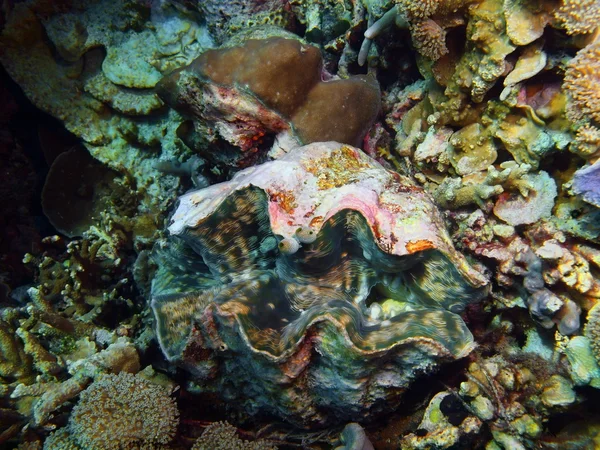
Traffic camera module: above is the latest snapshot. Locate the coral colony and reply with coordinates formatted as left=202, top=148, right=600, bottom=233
left=1, top=0, right=600, bottom=448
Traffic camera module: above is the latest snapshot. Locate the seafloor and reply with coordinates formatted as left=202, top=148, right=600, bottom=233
left=1, top=0, right=600, bottom=449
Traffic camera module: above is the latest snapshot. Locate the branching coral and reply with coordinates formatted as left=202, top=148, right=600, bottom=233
left=0, top=319, right=31, bottom=381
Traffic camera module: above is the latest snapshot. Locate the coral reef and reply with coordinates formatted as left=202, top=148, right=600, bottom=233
left=0, top=0, right=211, bottom=227
left=47, top=372, right=179, bottom=450
left=1, top=0, right=600, bottom=448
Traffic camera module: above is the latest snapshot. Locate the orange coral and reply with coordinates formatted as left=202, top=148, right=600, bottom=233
left=572, top=123, right=600, bottom=158
left=554, top=0, right=600, bottom=35
left=564, top=41, right=600, bottom=123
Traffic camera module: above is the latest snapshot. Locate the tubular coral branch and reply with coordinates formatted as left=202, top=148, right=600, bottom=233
left=359, top=6, right=405, bottom=66
left=365, top=5, right=401, bottom=40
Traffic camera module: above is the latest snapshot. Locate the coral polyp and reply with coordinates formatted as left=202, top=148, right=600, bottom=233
left=151, top=142, right=488, bottom=425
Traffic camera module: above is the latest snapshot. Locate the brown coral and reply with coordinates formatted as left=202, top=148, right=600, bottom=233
left=397, top=0, right=474, bottom=19
left=554, top=0, right=600, bottom=35
left=68, top=372, right=179, bottom=450
left=192, top=422, right=277, bottom=450
left=410, top=19, right=449, bottom=60
left=564, top=41, right=600, bottom=123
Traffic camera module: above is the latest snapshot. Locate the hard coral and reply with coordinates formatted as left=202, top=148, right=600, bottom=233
left=158, top=37, right=381, bottom=160
left=67, top=372, right=178, bottom=450
left=554, top=0, right=600, bottom=35
left=585, top=302, right=600, bottom=365
left=410, top=19, right=449, bottom=61
left=360, top=0, right=472, bottom=64
left=192, top=421, right=277, bottom=450
left=190, top=37, right=322, bottom=117
left=0, top=319, right=31, bottom=380
left=396, top=0, right=439, bottom=20
left=194, top=0, right=294, bottom=44
left=564, top=40, right=600, bottom=123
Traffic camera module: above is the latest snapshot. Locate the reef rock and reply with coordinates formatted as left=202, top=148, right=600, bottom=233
left=157, top=37, right=381, bottom=167
left=151, top=142, right=489, bottom=426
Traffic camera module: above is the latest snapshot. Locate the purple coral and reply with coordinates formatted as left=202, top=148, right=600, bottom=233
left=573, top=162, right=600, bottom=208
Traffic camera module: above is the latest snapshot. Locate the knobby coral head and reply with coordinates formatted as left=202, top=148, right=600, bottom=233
left=156, top=37, right=381, bottom=167
left=151, top=141, right=489, bottom=426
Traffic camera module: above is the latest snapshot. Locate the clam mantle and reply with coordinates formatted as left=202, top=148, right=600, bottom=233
left=151, top=142, right=489, bottom=426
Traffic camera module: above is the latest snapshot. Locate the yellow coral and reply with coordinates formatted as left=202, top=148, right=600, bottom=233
left=564, top=41, right=600, bottom=123
left=554, top=0, right=600, bottom=35
left=585, top=302, right=600, bottom=365
left=396, top=0, right=439, bottom=20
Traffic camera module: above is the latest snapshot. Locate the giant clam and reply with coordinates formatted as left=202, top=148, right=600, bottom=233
left=151, top=141, right=489, bottom=426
